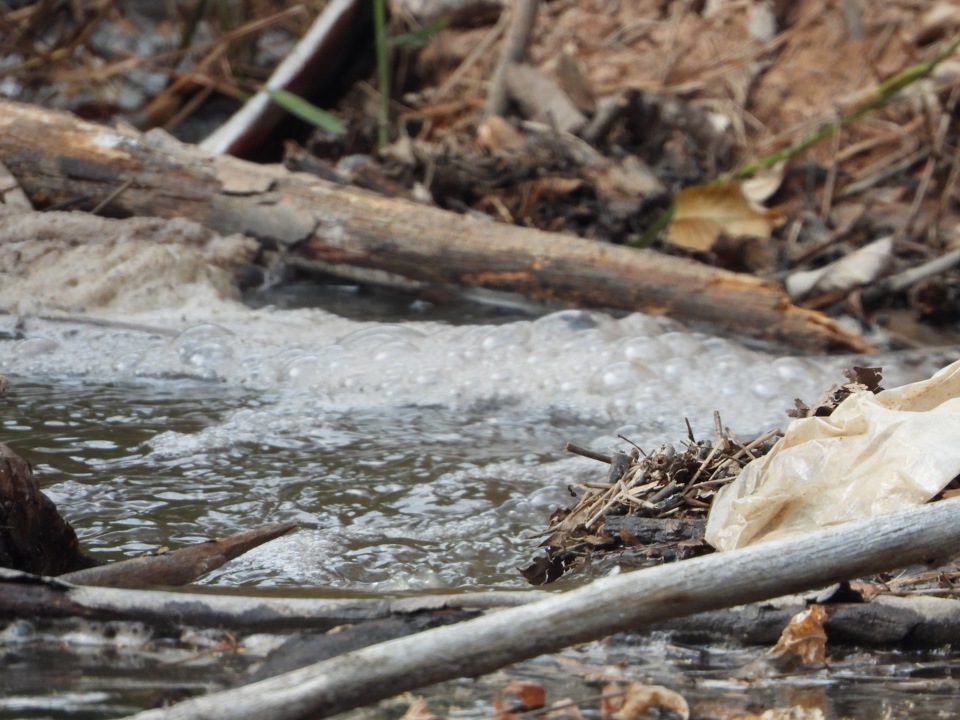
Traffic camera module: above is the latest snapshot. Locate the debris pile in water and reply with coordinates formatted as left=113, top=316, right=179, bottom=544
left=522, top=418, right=779, bottom=584
left=524, top=366, right=893, bottom=585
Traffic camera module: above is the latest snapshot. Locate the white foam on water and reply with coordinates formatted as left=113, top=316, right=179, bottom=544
left=5, top=299, right=945, bottom=473
left=1, top=211, right=950, bottom=589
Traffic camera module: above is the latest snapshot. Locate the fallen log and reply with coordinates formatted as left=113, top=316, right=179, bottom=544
left=7, top=567, right=959, bottom=648
left=123, top=497, right=960, bottom=720
left=0, top=99, right=873, bottom=353
left=0, top=568, right=547, bottom=632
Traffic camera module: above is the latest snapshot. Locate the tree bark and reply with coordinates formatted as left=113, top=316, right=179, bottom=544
left=124, top=496, right=960, bottom=720
left=0, top=99, right=873, bottom=352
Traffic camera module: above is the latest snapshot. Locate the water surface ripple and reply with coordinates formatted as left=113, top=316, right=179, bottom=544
left=0, top=306, right=941, bottom=590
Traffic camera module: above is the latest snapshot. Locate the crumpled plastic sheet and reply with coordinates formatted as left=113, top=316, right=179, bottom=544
left=705, top=358, right=960, bottom=551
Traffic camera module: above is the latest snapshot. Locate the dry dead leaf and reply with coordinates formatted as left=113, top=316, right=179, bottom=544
left=613, top=682, right=689, bottom=720
left=504, top=63, right=587, bottom=135
left=557, top=42, right=596, bottom=113
left=785, top=236, right=893, bottom=300
left=666, top=182, right=779, bottom=252
left=600, top=683, right=625, bottom=719
left=741, top=162, right=786, bottom=205
left=500, top=680, right=546, bottom=712
left=771, top=604, right=828, bottom=665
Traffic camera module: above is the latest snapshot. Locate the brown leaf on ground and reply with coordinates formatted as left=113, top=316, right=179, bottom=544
left=666, top=183, right=779, bottom=252
left=771, top=605, right=828, bottom=665
left=741, top=162, right=786, bottom=205
left=521, top=550, right=572, bottom=586
left=600, top=683, right=624, bottom=719
left=788, top=366, right=884, bottom=418
left=785, top=236, right=893, bottom=300
left=500, top=679, right=546, bottom=712
left=613, top=682, right=689, bottom=720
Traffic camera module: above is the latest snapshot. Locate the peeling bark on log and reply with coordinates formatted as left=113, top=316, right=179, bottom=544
left=603, top=516, right=705, bottom=544
left=0, top=99, right=874, bottom=352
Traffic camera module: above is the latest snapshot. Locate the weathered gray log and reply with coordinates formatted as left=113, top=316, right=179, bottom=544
left=0, top=568, right=546, bottom=632
left=124, top=497, right=960, bottom=720
left=0, top=98, right=873, bottom=353
left=5, top=566, right=958, bottom=649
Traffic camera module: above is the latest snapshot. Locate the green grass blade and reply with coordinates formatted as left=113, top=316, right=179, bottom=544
left=264, top=87, right=347, bottom=135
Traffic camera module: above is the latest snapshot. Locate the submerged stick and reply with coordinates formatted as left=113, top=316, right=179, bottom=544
left=125, top=497, right=960, bottom=720
left=59, top=522, right=298, bottom=588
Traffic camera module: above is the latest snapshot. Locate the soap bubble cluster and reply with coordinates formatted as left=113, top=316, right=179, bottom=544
left=3, top=305, right=942, bottom=446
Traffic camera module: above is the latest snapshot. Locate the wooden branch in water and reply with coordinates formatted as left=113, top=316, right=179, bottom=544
left=0, top=568, right=548, bottom=632
left=124, top=497, right=960, bottom=720
left=59, top=522, right=298, bottom=588
left=563, top=442, right=611, bottom=463
left=0, top=98, right=874, bottom=352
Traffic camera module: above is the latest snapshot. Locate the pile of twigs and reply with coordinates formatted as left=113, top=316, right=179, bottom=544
left=523, top=366, right=898, bottom=585
left=522, top=415, right=781, bottom=584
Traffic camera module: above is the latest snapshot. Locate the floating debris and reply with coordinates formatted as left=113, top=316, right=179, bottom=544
left=524, top=365, right=894, bottom=585
left=523, top=416, right=780, bottom=584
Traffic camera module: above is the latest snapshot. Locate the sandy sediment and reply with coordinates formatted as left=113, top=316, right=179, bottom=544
left=0, top=210, right=258, bottom=314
